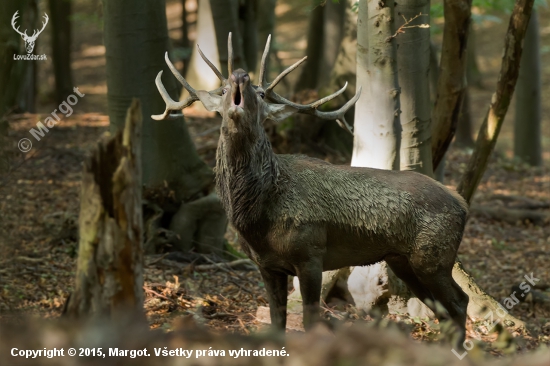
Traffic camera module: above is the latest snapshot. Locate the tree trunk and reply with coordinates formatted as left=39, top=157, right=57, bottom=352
left=103, top=0, right=226, bottom=255
left=295, top=1, right=325, bottom=92
left=396, top=0, right=433, bottom=177
left=431, top=0, right=472, bottom=170
left=255, top=0, right=276, bottom=79
left=455, top=24, right=480, bottom=148
left=318, top=0, right=346, bottom=87
left=49, top=0, right=74, bottom=105
left=429, top=42, right=447, bottom=182
left=240, top=0, right=258, bottom=75
left=457, top=0, right=534, bottom=204
left=66, top=100, right=145, bottom=320
left=352, top=0, right=400, bottom=169
left=327, top=0, right=358, bottom=105
left=346, top=0, right=418, bottom=317
left=514, top=9, right=542, bottom=166
left=210, top=0, right=247, bottom=75
left=455, top=88, right=474, bottom=148
left=180, top=0, right=191, bottom=77
left=0, top=0, right=22, bottom=116
left=16, top=0, right=38, bottom=113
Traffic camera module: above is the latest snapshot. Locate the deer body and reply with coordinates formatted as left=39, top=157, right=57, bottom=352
left=153, top=34, right=469, bottom=347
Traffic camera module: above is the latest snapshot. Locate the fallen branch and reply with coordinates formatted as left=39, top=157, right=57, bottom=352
left=195, top=259, right=255, bottom=271
left=489, top=194, right=550, bottom=210
left=471, top=204, right=549, bottom=225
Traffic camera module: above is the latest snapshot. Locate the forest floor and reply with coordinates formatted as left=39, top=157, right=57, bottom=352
left=1, top=0, right=550, bottom=362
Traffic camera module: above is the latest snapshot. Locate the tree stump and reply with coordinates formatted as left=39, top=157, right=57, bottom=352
left=66, top=99, right=144, bottom=320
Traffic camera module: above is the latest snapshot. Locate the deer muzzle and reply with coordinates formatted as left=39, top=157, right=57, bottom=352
left=228, top=75, right=247, bottom=120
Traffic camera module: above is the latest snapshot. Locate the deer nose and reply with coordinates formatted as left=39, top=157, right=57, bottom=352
left=230, top=70, right=250, bottom=86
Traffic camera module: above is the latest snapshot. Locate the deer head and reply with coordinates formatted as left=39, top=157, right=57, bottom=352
left=152, top=33, right=361, bottom=142
left=11, top=11, right=49, bottom=54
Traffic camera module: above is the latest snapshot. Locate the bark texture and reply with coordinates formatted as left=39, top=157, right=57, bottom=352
left=66, top=100, right=144, bottom=319
left=348, top=0, right=422, bottom=317
left=457, top=0, right=535, bottom=204
left=514, top=10, right=542, bottom=166
left=352, top=0, right=401, bottom=169
left=431, top=0, right=472, bottom=170
left=396, top=0, right=433, bottom=176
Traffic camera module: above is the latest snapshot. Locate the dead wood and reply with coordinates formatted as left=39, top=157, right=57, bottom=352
left=65, top=99, right=145, bottom=320
left=471, top=204, right=549, bottom=225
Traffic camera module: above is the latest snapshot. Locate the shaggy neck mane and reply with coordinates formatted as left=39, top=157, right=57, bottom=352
left=215, top=131, right=280, bottom=230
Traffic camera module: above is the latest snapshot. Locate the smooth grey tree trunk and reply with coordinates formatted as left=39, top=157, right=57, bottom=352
left=514, top=10, right=542, bottom=166
left=396, top=0, right=433, bottom=176
left=103, top=0, right=226, bottom=254
left=352, top=0, right=400, bottom=169
left=347, top=0, right=426, bottom=318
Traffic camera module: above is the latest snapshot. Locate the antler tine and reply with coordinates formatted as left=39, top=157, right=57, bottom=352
left=258, top=34, right=271, bottom=87
left=152, top=52, right=225, bottom=120
left=164, top=52, right=196, bottom=96
left=151, top=70, right=194, bottom=120
left=266, top=86, right=362, bottom=134
left=197, top=44, right=225, bottom=82
left=227, top=32, right=234, bottom=75
left=265, top=56, right=307, bottom=92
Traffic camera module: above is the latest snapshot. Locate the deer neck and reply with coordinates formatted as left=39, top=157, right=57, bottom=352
left=215, top=131, right=279, bottom=229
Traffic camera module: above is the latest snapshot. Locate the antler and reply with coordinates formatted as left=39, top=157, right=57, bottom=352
left=29, top=13, right=49, bottom=40
left=11, top=11, right=28, bottom=38
left=152, top=52, right=223, bottom=120
left=257, top=35, right=361, bottom=134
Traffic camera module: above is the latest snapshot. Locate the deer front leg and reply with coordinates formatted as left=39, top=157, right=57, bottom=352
left=260, top=268, right=288, bottom=330
left=297, top=260, right=323, bottom=329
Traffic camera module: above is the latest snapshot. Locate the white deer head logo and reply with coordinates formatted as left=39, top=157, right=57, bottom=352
left=11, top=11, right=49, bottom=54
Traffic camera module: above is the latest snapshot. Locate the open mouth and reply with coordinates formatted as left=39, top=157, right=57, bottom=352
left=233, top=85, right=242, bottom=106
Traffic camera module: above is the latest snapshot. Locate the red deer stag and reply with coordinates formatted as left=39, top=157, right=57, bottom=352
left=152, top=33, right=469, bottom=348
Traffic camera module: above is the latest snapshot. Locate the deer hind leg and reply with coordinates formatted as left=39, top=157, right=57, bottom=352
left=260, top=268, right=288, bottom=330
left=409, top=253, right=469, bottom=348
left=296, top=259, right=323, bottom=329
left=385, top=254, right=435, bottom=306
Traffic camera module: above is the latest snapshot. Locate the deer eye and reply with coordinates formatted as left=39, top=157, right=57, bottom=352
left=222, top=89, right=227, bottom=95
left=258, top=91, right=265, bottom=99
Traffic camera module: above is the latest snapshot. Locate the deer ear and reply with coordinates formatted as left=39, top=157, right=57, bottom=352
left=196, top=90, right=223, bottom=112
left=265, top=104, right=297, bottom=122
